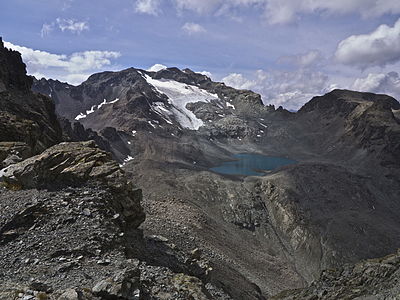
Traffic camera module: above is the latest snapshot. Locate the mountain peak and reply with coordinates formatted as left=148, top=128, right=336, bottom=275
left=299, top=88, right=400, bottom=115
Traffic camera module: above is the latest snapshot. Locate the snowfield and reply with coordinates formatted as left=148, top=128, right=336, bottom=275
left=144, top=74, right=219, bottom=130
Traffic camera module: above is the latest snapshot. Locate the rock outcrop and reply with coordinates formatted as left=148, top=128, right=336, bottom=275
left=0, top=141, right=145, bottom=228
left=0, top=38, right=62, bottom=157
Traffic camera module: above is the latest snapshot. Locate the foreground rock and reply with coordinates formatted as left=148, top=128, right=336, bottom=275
left=0, top=141, right=144, bottom=228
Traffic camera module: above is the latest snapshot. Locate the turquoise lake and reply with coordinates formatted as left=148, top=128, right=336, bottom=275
left=210, top=153, right=297, bottom=176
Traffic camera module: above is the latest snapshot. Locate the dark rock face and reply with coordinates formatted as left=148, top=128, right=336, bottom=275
left=0, top=38, right=32, bottom=92
left=0, top=38, right=62, bottom=155
left=59, top=117, right=112, bottom=153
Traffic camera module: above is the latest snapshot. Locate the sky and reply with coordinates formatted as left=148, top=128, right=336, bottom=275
left=1, top=0, right=400, bottom=110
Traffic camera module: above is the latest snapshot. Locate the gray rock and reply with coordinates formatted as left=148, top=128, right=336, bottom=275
left=58, top=289, right=79, bottom=300
left=92, top=267, right=140, bottom=299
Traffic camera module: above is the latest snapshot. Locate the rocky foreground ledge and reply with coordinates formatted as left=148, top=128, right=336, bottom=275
left=0, top=141, right=144, bottom=229
left=0, top=141, right=224, bottom=300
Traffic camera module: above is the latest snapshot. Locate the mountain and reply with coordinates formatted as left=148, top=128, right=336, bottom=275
left=1, top=37, right=400, bottom=299
left=0, top=38, right=234, bottom=300
left=31, top=64, right=400, bottom=299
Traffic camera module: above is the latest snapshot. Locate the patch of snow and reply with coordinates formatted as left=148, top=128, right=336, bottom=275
left=109, top=98, right=119, bottom=104
left=119, top=155, right=134, bottom=167
left=226, top=102, right=235, bottom=109
left=124, top=155, right=134, bottom=162
left=86, top=105, right=96, bottom=114
left=143, top=74, right=219, bottom=130
left=74, top=98, right=120, bottom=121
left=152, top=102, right=174, bottom=125
left=97, top=99, right=108, bottom=110
left=75, top=113, right=86, bottom=121
left=258, top=122, right=268, bottom=128
left=148, top=120, right=157, bottom=128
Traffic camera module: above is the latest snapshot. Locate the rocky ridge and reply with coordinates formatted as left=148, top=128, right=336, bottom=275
left=0, top=37, right=62, bottom=161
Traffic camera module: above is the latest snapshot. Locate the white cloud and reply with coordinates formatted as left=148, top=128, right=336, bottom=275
left=182, top=22, right=206, bottom=35
left=62, top=0, right=74, bottom=11
left=40, top=18, right=89, bottom=37
left=56, top=18, right=89, bottom=34
left=145, top=0, right=400, bottom=24
left=222, top=69, right=331, bottom=110
left=174, top=0, right=221, bottom=14
left=335, top=18, right=400, bottom=69
left=40, top=23, right=54, bottom=38
left=135, top=0, right=161, bottom=16
left=352, top=71, right=400, bottom=98
left=264, top=0, right=400, bottom=24
left=147, top=63, right=167, bottom=72
left=199, top=71, right=213, bottom=78
left=222, top=73, right=257, bottom=90
left=4, top=41, right=121, bottom=85
left=278, top=50, right=323, bottom=67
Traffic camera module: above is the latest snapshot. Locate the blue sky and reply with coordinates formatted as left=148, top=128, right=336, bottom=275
left=1, top=0, right=400, bottom=110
